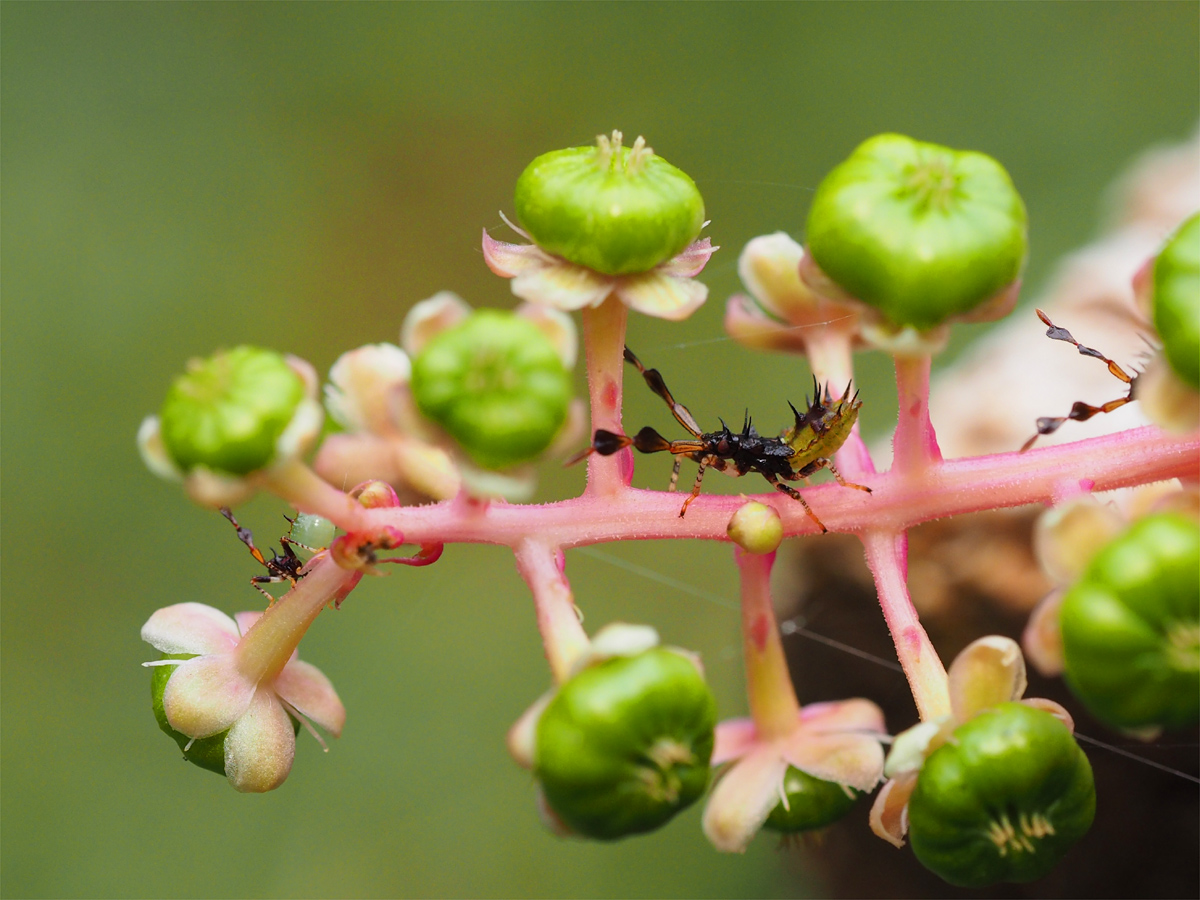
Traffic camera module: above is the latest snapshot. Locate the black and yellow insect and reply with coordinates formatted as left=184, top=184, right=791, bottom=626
left=219, top=507, right=321, bottom=602
left=575, top=347, right=870, bottom=530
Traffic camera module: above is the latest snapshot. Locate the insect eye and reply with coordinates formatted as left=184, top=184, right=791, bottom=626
left=716, top=439, right=731, bottom=455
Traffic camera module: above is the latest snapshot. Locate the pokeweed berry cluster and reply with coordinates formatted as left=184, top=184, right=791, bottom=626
left=138, top=130, right=1200, bottom=887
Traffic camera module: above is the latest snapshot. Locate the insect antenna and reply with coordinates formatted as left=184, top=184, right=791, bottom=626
left=1021, top=309, right=1138, bottom=451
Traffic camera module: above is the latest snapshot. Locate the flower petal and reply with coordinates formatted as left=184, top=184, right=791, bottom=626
left=142, top=602, right=240, bottom=655
left=481, top=229, right=556, bottom=278
left=657, top=237, right=717, bottom=278
left=869, top=772, right=917, bottom=848
left=274, top=397, right=324, bottom=463
left=162, top=653, right=257, bottom=738
left=724, top=294, right=809, bottom=353
left=781, top=729, right=885, bottom=792
left=1022, top=589, right=1066, bottom=677
left=702, top=747, right=789, bottom=853
left=615, top=271, right=707, bottom=321
left=1020, top=697, right=1075, bottom=733
left=507, top=690, right=554, bottom=769
left=516, top=302, right=578, bottom=369
left=800, top=697, right=888, bottom=735
left=712, top=718, right=759, bottom=765
left=274, top=658, right=346, bottom=737
left=511, top=261, right=612, bottom=311
left=223, top=690, right=296, bottom=793
left=183, top=466, right=257, bottom=509
left=948, top=635, right=1028, bottom=724
left=137, top=416, right=182, bottom=482
left=737, top=232, right=808, bottom=318
left=400, top=292, right=472, bottom=357
left=325, top=343, right=412, bottom=433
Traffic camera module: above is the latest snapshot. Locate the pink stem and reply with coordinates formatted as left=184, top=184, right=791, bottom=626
left=581, top=296, right=631, bottom=497
left=355, top=427, right=1197, bottom=546
left=235, top=552, right=359, bottom=683
left=513, top=538, right=589, bottom=684
left=891, top=355, right=943, bottom=474
left=735, top=548, right=802, bottom=739
left=860, top=531, right=950, bottom=720
left=263, top=458, right=369, bottom=533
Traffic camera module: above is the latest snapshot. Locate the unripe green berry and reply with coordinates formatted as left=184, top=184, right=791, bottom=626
left=1060, top=512, right=1200, bottom=730
left=514, top=132, right=705, bottom=276
left=1152, top=212, right=1200, bottom=389
left=535, top=647, right=717, bottom=840
left=288, top=512, right=335, bottom=551
left=763, top=766, right=858, bottom=833
left=159, top=346, right=306, bottom=476
left=150, top=656, right=299, bottom=776
left=727, top=501, right=783, bottom=555
left=806, top=134, right=1027, bottom=330
left=411, top=309, right=572, bottom=470
left=908, top=702, right=1095, bottom=888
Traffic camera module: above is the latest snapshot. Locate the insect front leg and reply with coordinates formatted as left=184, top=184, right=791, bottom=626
left=825, top=460, right=872, bottom=493
left=248, top=575, right=286, bottom=604
left=678, top=455, right=718, bottom=517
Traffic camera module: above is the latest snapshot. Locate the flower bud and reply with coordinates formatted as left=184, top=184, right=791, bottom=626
left=763, top=766, right=859, bottom=834
left=534, top=647, right=717, bottom=839
left=907, top=702, right=1095, bottom=887
left=727, top=501, right=783, bottom=555
left=287, top=512, right=335, bottom=551
left=514, top=131, right=705, bottom=276
left=1152, top=212, right=1199, bottom=390
left=806, top=134, right=1027, bottom=331
left=410, top=309, right=572, bottom=470
left=159, top=347, right=309, bottom=475
left=1060, top=512, right=1200, bottom=730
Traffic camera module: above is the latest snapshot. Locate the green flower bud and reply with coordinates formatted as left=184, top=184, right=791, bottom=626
left=159, top=346, right=307, bottom=476
left=806, top=134, right=1027, bottom=330
left=411, top=309, right=572, bottom=470
left=535, top=647, right=717, bottom=840
left=150, top=656, right=298, bottom=776
left=1060, top=512, right=1200, bottom=730
left=763, top=766, right=858, bottom=834
left=908, top=702, right=1095, bottom=888
left=288, top=512, right=335, bottom=551
left=1152, top=212, right=1200, bottom=389
left=514, top=131, right=705, bottom=276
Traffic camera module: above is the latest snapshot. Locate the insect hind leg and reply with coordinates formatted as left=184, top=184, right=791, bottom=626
left=765, top=474, right=827, bottom=533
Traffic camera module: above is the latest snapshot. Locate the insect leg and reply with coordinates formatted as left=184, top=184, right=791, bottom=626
left=826, top=461, right=872, bottom=493
left=1020, top=309, right=1137, bottom=452
left=678, top=455, right=714, bottom=518
left=248, top=576, right=283, bottom=604
left=669, top=455, right=683, bottom=492
left=765, top=474, right=828, bottom=533
left=623, top=347, right=704, bottom=436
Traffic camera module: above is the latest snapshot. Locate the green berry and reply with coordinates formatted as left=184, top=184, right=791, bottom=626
left=411, top=309, right=571, bottom=470
left=288, top=512, right=335, bottom=552
left=150, top=656, right=300, bottom=777
left=806, top=133, right=1027, bottom=330
left=1060, top=512, right=1200, bottom=730
left=535, top=648, right=717, bottom=840
left=514, top=133, right=705, bottom=276
left=908, top=703, right=1095, bottom=888
left=763, top=766, right=858, bottom=833
left=159, top=346, right=306, bottom=476
left=1153, top=213, right=1200, bottom=389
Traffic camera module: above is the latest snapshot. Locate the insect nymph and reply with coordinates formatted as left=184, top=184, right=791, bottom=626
left=220, top=507, right=322, bottom=602
left=576, top=347, right=871, bottom=531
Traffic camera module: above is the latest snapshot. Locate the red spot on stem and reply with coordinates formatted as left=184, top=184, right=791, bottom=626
left=749, top=613, right=771, bottom=651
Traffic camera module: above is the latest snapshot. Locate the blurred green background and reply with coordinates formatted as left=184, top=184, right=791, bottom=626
left=3, top=4, right=1196, bottom=898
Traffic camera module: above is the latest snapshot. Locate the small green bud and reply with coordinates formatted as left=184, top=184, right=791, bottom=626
left=763, top=766, right=858, bottom=834
left=1152, top=212, right=1200, bottom=389
left=727, top=500, right=783, bottom=554
left=535, top=647, right=717, bottom=840
left=150, top=656, right=299, bottom=776
left=514, top=131, right=705, bottom=276
left=806, top=134, right=1027, bottom=330
left=908, top=702, right=1095, bottom=888
left=159, top=346, right=307, bottom=476
left=1060, top=512, right=1200, bottom=730
left=411, top=309, right=572, bottom=470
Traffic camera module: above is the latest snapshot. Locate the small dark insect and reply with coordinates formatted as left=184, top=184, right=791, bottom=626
left=570, top=347, right=871, bottom=531
left=1020, top=309, right=1138, bottom=452
left=219, top=507, right=323, bottom=602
